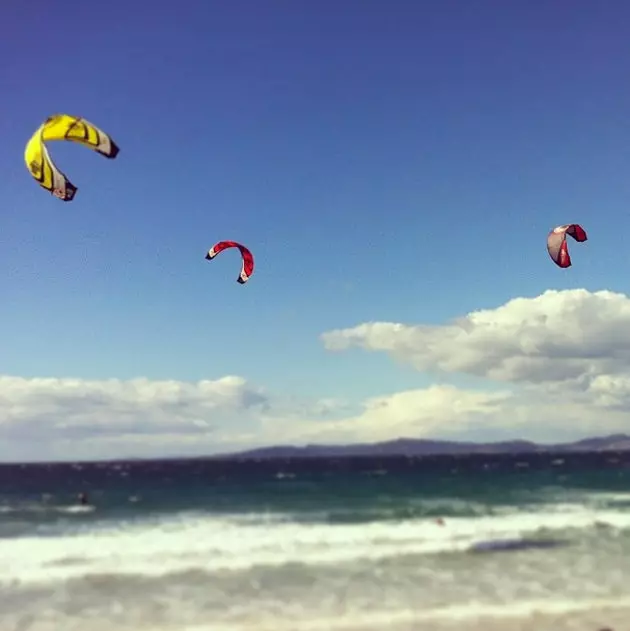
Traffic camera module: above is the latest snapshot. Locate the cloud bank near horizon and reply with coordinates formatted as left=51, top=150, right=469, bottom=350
left=2, top=289, right=630, bottom=461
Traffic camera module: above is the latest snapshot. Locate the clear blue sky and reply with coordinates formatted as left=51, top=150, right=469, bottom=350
left=2, top=0, right=630, bottom=402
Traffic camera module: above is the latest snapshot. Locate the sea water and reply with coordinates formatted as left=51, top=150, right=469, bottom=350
left=1, top=451, right=629, bottom=631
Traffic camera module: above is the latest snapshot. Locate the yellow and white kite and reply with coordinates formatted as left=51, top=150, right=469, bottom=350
left=24, top=114, right=119, bottom=201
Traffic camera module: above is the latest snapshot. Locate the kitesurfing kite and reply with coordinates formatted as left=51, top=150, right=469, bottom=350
left=205, top=241, right=254, bottom=284
left=24, top=114, right=119, bottom=201
left=546, top=224, right=587, bottom=268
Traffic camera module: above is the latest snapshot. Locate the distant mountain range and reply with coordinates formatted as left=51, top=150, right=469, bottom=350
left=221, top=433, right=630, bottom=460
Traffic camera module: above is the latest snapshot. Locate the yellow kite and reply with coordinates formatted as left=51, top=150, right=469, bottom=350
left=24, top=114, right=119, bottom=201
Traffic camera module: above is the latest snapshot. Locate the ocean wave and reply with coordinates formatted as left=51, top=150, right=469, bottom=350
left=2, top=501, right=629, bottom=587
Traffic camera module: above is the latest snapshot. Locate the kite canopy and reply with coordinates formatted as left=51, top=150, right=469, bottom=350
left=205, top=241, right=254, bottom=284
left=546, top=224, right=587, bottom=268
left=24, top=113, right=119, bottom=201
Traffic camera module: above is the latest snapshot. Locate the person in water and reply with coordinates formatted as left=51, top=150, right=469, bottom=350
left=77, top=492, right=89, bottom=506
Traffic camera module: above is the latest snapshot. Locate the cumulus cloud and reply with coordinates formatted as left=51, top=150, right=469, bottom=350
left=257, top=383, right=630, bottom=448
left=321, top=289, right=630, bottom=392
left=0, top=374, right=266, bottom=434
left=0, top=370, right=628, bottom=462
left=4, top=288, right=630, bottom=461
left=293, top=385, right=513, bottom=443
left=0, top=375, right=273, bottom=461
left=0, top=374, right=382, bottom=462
left=317, top=288, right=630, bottom=440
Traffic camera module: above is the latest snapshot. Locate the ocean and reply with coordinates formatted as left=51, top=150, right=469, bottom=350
left=1, top=451, right=629, bottom=631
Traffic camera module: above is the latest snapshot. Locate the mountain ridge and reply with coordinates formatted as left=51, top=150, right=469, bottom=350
left=219, top=433, right=630, bottom=460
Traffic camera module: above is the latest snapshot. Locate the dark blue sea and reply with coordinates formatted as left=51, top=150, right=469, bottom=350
left=1, top=451, right=629, bottom=631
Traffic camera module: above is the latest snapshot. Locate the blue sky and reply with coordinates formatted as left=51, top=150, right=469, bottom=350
left=3, top=1, right=630, bottom=459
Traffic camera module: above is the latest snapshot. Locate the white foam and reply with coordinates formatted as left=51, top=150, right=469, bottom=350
left=59, top=505, right=95, bottom=514
left=2, top=501, right=629, bottom=586
left=0, top=502, right=95, bottom=514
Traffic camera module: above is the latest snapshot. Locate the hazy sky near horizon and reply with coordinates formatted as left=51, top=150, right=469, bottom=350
left=3, top=0, right=630, bottom=461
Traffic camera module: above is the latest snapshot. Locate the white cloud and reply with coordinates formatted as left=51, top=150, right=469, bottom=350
left=0, top=374, right=381, bottom=462
left=292, top=385, right=513, bottom=444
left=0, top=375, right=271, bottom=461
left=321, top=289, right=630, bottom=390
left=279, top=387, right=630, bottom=447
left=0, top=374, right=627, bottom=463
left=3, top=289, right=630, bottom=461
left=317, top=288, right=630, bottom=442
